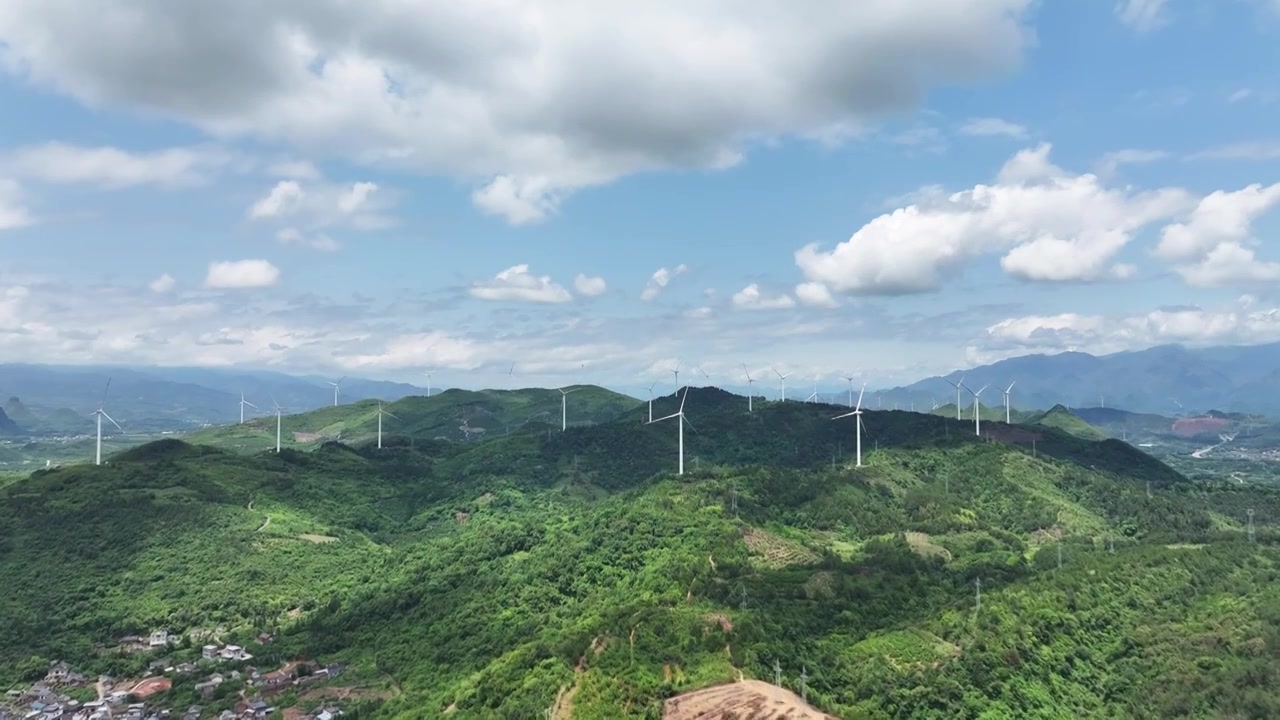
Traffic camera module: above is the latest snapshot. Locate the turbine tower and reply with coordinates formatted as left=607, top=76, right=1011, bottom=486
left=833, top=384, right=866, bottom=467
left=1001, top=381, right=1016, bottom=423
left=239, top=393, right=257, bottom=425
left=423, top=370, right=433, bottom=398
left=805, top=376, right=819, bottom=403
left=670, top=361, right=681, bottom=391
left=742, top=364, right=757, bottom=413
left=772, top=366, right=791, bottom=402
left=945, top=375, right=966, bottom=420
left=329, top=376, right=346, bottom=407
left=375, top=402, right=399, bottom=449
left=91, top=378, right=122, bottom=466
left=646, top=382, right=657, bottom=422
left=648, top=386, right=694, bottom=475
left=272, top=397, right=285, bottom=453
left=966, top=383, right=989, bottom=436
left=559, top=386, right=581, bottom=431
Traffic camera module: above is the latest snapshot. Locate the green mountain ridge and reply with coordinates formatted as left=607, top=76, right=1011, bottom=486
left=1029, top=404, right=1108, bottom=441
left=1, top=387, right=1277, bottom=718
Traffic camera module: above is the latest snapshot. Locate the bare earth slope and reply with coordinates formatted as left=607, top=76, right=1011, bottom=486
left=663, top=680, right=840, bottom=720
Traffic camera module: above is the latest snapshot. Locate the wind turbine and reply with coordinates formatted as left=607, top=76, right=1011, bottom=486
left=945, top=376, right=965, bottom=420
left=91, top=378, right=122, bottom=466
left=239, top=393, right=257, bottom=424
left=649, top=385, right=694, bottom=475
left=1001, top=381, right=1016, bottom=423
left=272, top=397, right=285, bottom=453
left=805, top=376, right=819, bottom=403
left=742, top=364, right=756, bottom=413
left=508, top=362, right=516, bottom=389
left=423, top=371, right=433, bottom=398
left=670, top=361, right=681, bottom=391
left=375, top=402, right=399, bottom=449
left=842, top=375, right=857, bottom=408
left=696, top=366, right=711, bottom=385
left=329, top=376, right=346, bottom=407
left=559, top=386, right=581, bottom=431
left=772, top=366, right=791, bottom=402
left=646, top=382, right=657, bottom=422
left=833, top=384, right=866, bottom=467
left=966, top=383, right=989, bottom=436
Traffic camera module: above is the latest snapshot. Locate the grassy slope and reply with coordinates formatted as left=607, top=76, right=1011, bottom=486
left=1030, top=405, right=1108, bottom=441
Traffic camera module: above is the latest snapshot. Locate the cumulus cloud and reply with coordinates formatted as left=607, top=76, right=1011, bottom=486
left=971, top=302, right=1280, bottom=364
left=1187, top=141, right=1280, bottom=161
left=794, top=282, right=838, bottom=308
left=4, top=142, right=231, bottom=188
left=0, top=179, right=34, bottom=230
left=148, top=273, right=176, bottom=293
left=1096, top=148, right=1168, bottom=175
left=276, top=227, right=339, bottom=252
left=641, top=264, right=688, bottom=301
left=0, top=1, right=1035, bottom=222
left=1115, top=0, right=1169, bottom=32
left=1228, top=88, right=1253, bottom=104
left=249, top=181, right=305, bottom=219
left=573, top=273, right=607, bottom=296
left=957, top=117, right=1027, bottom=138
left=731, top=283, right=796, bottom=310
left=470, top=264, right=572, bottom=303
left=204, top=259, right=281, bottom=289
left=795, top=143, right=1194, bottom=294
left=1155, top=183, right=1280, bottom=286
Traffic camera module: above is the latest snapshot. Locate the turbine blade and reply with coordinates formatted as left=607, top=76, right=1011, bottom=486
left=855, top=384, right=866, bottom=411
left=678, top=385, right=689, bottom=413
left=100, top=377, right=112, bottom=409
left=648, top=412, right=680, bottom=424
left=101, top=410, right=123, bottom=431
left=682, top=414, right=697, bottom=433
left=833, top=411, right=858, bottom=419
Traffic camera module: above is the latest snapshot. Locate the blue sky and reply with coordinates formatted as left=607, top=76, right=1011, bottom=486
left=1, top=0, right=1279, bottom=391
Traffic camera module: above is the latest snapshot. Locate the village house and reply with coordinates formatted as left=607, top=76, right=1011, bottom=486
left=219, top=646, right=252, bottom=662
left=201, top=645, right=219, bottom=661
left=148, top=630, right=171, bottom=648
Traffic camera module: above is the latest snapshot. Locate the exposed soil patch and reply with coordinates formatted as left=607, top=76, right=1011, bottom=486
left=743, top=528, right=820, bottom=569
left=292, top=432, right=322, bottom=442
left=130, top=677, right=172, bottom=698
left=663, top=679, right=840, bottom=719
left=299, top=534, right=339, bottom=544
left=300, top=686, right=394, bottom=702
left=1171, top=416, right=1231, bottom=437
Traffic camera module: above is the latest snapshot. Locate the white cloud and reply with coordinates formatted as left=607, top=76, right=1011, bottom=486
left=794, top=281, right=838, bottom=308
left=248, top=179, right=394, bottom=236
left=249, top=181, right=305, bottom=219
left=573, top=273, right=607, bottom=296
left=731, top=283, right=796, bottom=310
left=4, top=142, right=229, bottom=188
left=470, top=264, right=572, bottom=303
left=276, top=227, right=339, bottom=252
left=957, top=117, right=1027, bottom=138
left=266, top=159, right=321, bottom=180
left=641, top=264, right=688, bottom=301
left=471, top=175, right=563, bottom=225
left=1115, top=0, right=1169, bottom=32
left=795, top=143, right=1194, bottom=293
left=972, top=302, right=1280, bottom=364
left=148, top=273, right=176, bottom=293
left=0, top=1, right=1035, bottom=221
left=1155, top=183, right=1280, bottom=286
left=1096, top=148, right=1168, bottom=175
left=1187, top=141, right=1280, bottom=161
left=204, top=259, right=281, bottom=289
left=337, top=181, right=378, bottom=213
left=1228, top=88, right=1253, bottom=103
left=0, top=179, right=34, bottom=230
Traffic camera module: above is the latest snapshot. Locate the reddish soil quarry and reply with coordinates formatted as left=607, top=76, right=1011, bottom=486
left=129, top=677, right=172, bottom=698
left=663, top=679, right=840, bottom=719
left=1171, top=416, right=1231, bottom=437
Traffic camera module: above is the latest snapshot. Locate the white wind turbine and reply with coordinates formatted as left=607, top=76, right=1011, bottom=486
left=1001, top=381, right=1016, bottom=423
left=423, top=371, right=433, bottom=398
left=329, top=376, right=346, bottom=407
left=742, top=364, right=757, bottom=413
left=239, top=393, right=257, bottom=425
left=91, top=378, right=123, bottom=466
left=833, top=384, right=867, bottom=467
left=772, top=366, right=791, bottom=402
left=696, top=366, right=711, bottom=385
left=805, top=376, right=819, bottom=403
left=646, top=382, right=657, bottom=422
left=945, top=375, right=966, bottom=420
left=842, top=375, right=857, bottom=408
left=670, top=361, right=681, bottom=392
left=965, top=383, right=989, bottom=436
left=375, top=402, right=399, bottom=449
left=649, top=385, right=694, bottom=475
left=272, top=397, right=285, bottom=453
left=559, top=386, right=581, bottom=431
left=508, top=362, right=515, bottom=388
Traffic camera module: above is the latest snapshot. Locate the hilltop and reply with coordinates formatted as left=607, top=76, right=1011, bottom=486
left=1028, top=405, right=1107, bottom=441
left=0, top=387, right=1276, bottom=718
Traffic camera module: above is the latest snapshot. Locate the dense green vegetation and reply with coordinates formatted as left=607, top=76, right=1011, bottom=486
left=2, top=387, right=1279, bottom=719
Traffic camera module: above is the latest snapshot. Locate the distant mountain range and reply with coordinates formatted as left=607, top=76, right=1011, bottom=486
left=0, top=364, right=428, bottom=432
left=882, top=343, right=1280, bottom=417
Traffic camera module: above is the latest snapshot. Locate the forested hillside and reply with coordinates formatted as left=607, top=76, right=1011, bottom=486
left=1, top=388, right=1278, bottom=719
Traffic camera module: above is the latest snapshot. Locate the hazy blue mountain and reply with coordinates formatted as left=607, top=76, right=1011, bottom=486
left=884, top=343, right=1280, bottom=416
left=0, top=364, right=428, bottom=431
